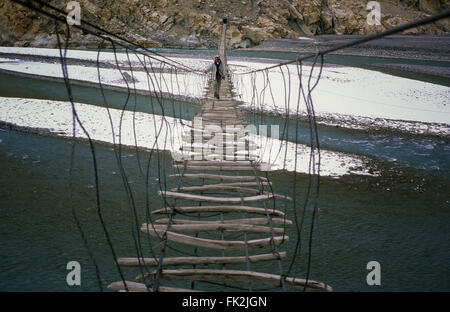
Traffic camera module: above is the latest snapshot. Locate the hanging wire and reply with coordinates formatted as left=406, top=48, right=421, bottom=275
left=55, top=20, right=129, bottom=291
left=12, top=0, right=450, bottom=292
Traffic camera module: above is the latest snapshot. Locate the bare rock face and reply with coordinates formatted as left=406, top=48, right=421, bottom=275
left=0, top=0, right=448, bottom=49
left=241, top=26, right=267, bottom=45
left=419, top=0, right=441, bottom=13
left=227, top=25, right=245, bottom=47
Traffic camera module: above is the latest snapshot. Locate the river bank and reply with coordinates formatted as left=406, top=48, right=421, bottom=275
left=1, top=127, right=449, bottom=291
left=1, top=47, right=448, bottom=137
left=0, top=46, right=449, bottom=292
left=244, top=35, right=450, bottom=79
left=246, top=35, right=450, bottom=61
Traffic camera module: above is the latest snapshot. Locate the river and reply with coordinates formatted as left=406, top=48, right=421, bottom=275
left=0, top=49, right=448, bottom=291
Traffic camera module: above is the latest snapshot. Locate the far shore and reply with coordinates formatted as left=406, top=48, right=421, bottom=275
left=239, top=35, right=450, bottom=82
left=244, top=35, right=450, bottom=62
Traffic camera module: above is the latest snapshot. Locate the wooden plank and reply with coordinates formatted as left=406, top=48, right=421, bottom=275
left=186, top=124, right=246, bottom=131
left=171, top=185, right=264, bottom=195
left=159, top=191, right=280, bottom=203
left=117, top=252, right=287, bottom=267
left=154, top=217, right=293, bottom=225
left=173, top=181, right=269, bottom=187
left=200, top=114, right=239, bottom=119
left=169, top=173, right=268, bottom=182
left=183, top=181, right=270, bottom=187
left=200, top=116, right=245, bottom=121
left=179, top=148, right=258, bottom=155
left=107, top=281, right=201, bottom=292
left=148, top=223, right=285, bottom=234
left=172, top=165, right=259, bottom=171
left=181, top=141, right=254, bottom=147
left=170, top=185, right=291, bottom=201
left=182, top=135, right=250, bottom=143
left=136, top=269, right=332, bottom=292
left=180, top=153, right=259, bottom=161
left=152, top=204, right=285, bottom=217
left=185, top=129, right=236, bottom=135
left=185, top=126, right=242, bottom=133
left=200, top=121, right=247, bottom=126
left=201, top=108, right=236, bottom=112
left=159, top=191, right=292, bottom=202
left=179, top=144, right=256, bottom=150
left=174, top=160, right=256, bottom=166
left=141, top=225, right=289, bottom=250
left=200, top=108, right=236, bottom=113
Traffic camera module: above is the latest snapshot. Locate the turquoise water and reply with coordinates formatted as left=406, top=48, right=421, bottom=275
left=0, top=50, right=449, bottom=291
left=0, top=72, right=201, bottom=120
left=0, top=130, right=449, bottom=291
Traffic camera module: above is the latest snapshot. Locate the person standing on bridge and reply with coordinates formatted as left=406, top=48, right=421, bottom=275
left=204, top=55, right=225, bottom=99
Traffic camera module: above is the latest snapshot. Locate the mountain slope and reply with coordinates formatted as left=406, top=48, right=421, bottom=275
left=0, top=0, right=448, bottom=48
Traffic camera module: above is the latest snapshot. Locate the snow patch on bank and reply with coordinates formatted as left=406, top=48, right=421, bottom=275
left=0, top=47, right=447, bottom=135
left=0, top=56, right=207, bottom=100
left=231, top=60, right=450, bottom=126
left=0, top=47, right=208, bottom=70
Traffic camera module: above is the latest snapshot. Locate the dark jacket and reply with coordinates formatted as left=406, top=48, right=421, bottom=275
left=205, top=60, right=225, bottom=78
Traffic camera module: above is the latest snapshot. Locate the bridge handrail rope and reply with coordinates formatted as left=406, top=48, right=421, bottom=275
left=9, top=0, right=449, bottom=292
left=11, top=0, right=205, bottom=74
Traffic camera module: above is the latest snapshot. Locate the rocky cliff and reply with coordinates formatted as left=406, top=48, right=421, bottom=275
left=0, top=0, right=449, bottom=49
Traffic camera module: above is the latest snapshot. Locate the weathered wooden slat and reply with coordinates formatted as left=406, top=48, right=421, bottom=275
left=169, top=173, right=268, bottom=182
left=179, top=148, right=258, bottom=154
left=141, top=225, right=288, bottom=250
left=135, top=269, right=332, bottom=292
left=180, top=142, right=256, bottom=149
left=117, top=252, right=287, bottom=267
left=200, top=120, right=248, bottom=125
left=154, top=217, right=293, bottom=225
left=180, top=152, right=258, bottom=158
left=108, top=281, right=201, bottom=292
left=170, top=185, right=291, bottom=201
left=200, top=110, right=237, bottom=114
left=181, top=141, right=253, bottom=146
left=185, top=126, right=244, bottom=133
left=159, top=191, right=292, bottom=202
left=190, top=181, right=271, bottom=187
left=180, top=155, right=259, bottom=162
left=186, top=124, right=247, bottom=132
left=159, top=191, right=287, bottom=203
left=148, top=223, right=285, bottom=234
left=171, top=185, right=263, bottom=195
left=198, top=120, right=246, bottom=125
left=174, top=160, right=256, bottom=166
left=180, top=149, right=258, bottom=154
left=200, top=116, right=245, bottom=121
left=182, top=136, right=251, bottom=143
left=152, top=204, right=284, bottom=217
left=200, top=114, right=239, bottom=119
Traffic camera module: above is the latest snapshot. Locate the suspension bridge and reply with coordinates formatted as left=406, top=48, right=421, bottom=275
left=107, top=19, right=331, bottom=292
left=6, top=0, right=449, bottom=293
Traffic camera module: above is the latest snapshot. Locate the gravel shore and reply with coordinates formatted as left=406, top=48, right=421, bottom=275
left=248, top=35, right=450, bottom=61
left=245, top=35, right=450, bottom=80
